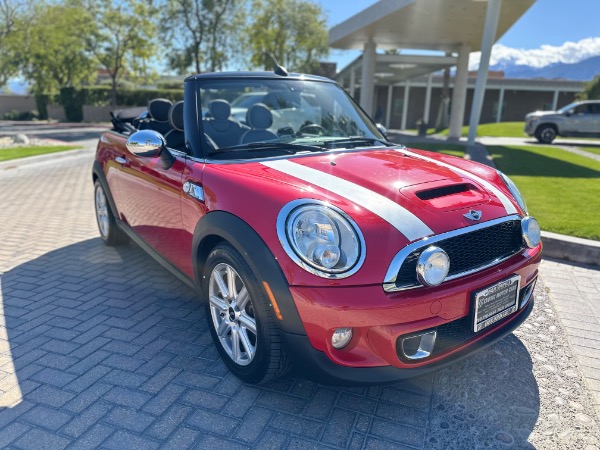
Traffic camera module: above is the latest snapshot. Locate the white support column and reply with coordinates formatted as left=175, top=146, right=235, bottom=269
left=552, top=89, right=560, bottom=110
left=401, top=80, right=411, bottom=130
left=385, top=84, right=393, bottom=128
left=448, top=43, right=471, bottom=140
left=424, top=73, right=433, bottom=125
left=467, top=0, right=502, bottom=145
left=349, top=68, right=356, bottom=99
left=496, top=87, right=505, bottom=123
left=360, top=39, right=377, bottom=117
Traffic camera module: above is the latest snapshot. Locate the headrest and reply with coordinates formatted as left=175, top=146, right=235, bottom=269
left=169, top=101, right=184, bottom=131
left=246, top=103, right=273, bottom=129
left=210, top=99, right=231, bottom=121
left=148, top=98, right=172, bottom=123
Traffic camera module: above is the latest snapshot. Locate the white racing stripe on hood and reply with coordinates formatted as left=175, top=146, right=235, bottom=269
left=261, top=159, right=433, bottom=241
left=399, top=149, right=518, bottom=215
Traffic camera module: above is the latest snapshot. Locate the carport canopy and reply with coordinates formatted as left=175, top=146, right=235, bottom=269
left=329, top=0, right=536, bottom=140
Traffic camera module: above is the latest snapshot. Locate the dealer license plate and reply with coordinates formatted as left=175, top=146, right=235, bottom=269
left=473, top=275, right=520, bottom=332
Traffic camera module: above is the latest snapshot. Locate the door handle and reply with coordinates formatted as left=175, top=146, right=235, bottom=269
left=183, top=181, right=205, bottom=201
left=115, top=156, right=127, bottom=165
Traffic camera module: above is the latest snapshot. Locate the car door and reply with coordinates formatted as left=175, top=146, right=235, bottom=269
left=564, top=103, right=593, bottom=134
left=587, top=103, right=600, bottom=134
left=116, top=147, right=189, bottom=269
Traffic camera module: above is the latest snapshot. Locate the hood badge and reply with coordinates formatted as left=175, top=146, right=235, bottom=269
left=464, top=210, right=482, bottom=221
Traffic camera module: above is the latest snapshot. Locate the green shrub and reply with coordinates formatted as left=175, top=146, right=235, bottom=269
left=0, top=110, right=39, bottom=121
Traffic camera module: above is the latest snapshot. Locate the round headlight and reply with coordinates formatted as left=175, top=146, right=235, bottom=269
left=497, top=171, right=528, bottom=214
left=522, top=217, right=541, bottom=248
left=279, top=201, right=366, bottom=278
left=416, top=246, right=450, bottom=286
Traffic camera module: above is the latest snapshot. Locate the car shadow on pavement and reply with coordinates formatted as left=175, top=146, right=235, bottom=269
left=0, top=238, right=540, bottom=448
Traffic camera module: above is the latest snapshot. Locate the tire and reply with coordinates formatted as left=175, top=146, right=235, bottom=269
left=94, top=180, right=129, bottom=246
left=203, top=243, right=290, bottom=384
left=535, top=124, right=557, bottom=144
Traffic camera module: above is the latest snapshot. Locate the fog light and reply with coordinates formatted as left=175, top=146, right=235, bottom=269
left=331, top=327, right=353, bottom=349
left=400, top=330, right=437, bottom=360
left=522, top=217, right=541, bottom=248
left=416, top=246, right=450, bottom=286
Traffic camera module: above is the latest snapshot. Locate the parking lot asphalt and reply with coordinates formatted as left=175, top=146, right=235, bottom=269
left=0, top=135, right=599, bottom=449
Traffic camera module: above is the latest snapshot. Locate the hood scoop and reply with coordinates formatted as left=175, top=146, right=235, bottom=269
left=402, top=180, right=490, bottom=212
left=416, top=183, right=472, bottom=201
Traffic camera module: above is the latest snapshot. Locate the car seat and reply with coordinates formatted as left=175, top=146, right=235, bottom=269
left=164, top=101, right=186, bottom=152
left=139, top=98, right=173, bottom=135
left=203, top=99, right=248, bottom=148
left=239, top=103, right=278, bottom=144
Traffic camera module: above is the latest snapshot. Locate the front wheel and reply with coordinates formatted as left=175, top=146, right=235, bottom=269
left=204, top=243, right=290, bottom=383
left=535, top=124, right=557, bottom=144
left=94, top=181, right=129, bottom=246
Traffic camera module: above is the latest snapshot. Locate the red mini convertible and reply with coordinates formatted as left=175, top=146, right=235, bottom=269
left=93, top=70, right=542, bottom=384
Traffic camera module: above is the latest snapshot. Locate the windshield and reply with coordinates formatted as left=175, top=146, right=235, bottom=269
left=557, top=102, right=580, bottom=114
left=198, top=78, right=385, bottom=158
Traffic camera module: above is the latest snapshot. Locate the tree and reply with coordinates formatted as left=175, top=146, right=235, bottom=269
left=578, top=75, right=600, bottom=101
left=246, top=0, right=329, bottom=73
left=7, top=1, right=97, bottom=117
left=0, top=0, right=25, bottom=88
left=164, top=0, right=236, bottom=75
left=88, top=0, right=157, bottom=107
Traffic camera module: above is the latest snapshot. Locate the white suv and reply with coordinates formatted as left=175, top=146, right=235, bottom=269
left=524, top=100, right=600, bottom=143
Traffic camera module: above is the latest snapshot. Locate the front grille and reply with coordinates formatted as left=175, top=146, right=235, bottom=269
left=396, top=281, right=535, bottom=363
left=393, top=220, right=524, bottom=289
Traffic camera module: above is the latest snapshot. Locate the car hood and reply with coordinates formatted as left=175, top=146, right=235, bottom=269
left=210, top=147, right=519, bottom=240
left=526, top=110, right=558, bottom=119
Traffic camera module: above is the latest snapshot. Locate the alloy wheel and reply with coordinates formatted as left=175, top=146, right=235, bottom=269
left=209, top=263, right=258, bottom=366
left=95, top=185, right=110, bottom=238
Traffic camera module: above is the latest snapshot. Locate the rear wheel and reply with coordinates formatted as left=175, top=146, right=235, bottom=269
left=94, top=180, right=129, bottom=246
left=535, top=124, right=557, bottom=144
left=204, top=243, right=290, bottom=383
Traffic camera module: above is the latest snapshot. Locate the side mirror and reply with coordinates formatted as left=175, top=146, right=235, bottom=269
left=565, top=109, right=574, bottom=117
left=376, top=123, right=388, bottom=139
left=126, top=129, right=166, bottom=156
left=126, top=130, right=175, bottom=170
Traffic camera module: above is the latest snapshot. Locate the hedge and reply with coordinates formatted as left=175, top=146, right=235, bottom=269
left=58, top=86, right=185, bottom=122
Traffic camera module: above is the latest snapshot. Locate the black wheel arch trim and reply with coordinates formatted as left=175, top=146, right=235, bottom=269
left=192, top=210, right=306, bottom=335
left=92, top=160, right=120, bottom=220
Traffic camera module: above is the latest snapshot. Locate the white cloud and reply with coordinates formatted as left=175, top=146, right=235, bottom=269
left=468, top=37, right=600, bottom=70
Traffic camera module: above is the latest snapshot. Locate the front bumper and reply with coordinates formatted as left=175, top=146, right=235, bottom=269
left=284, top=244, right=541, bottom=383
left=524, top=120, right=537, bottom=136
left=283, top=297, right=534, bottom=385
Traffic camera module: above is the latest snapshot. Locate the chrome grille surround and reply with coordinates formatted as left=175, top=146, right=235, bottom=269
left=383, top=215, right=525, bottom=293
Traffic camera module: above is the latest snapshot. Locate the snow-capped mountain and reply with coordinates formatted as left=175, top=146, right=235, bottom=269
left=492, top=56, right=600, bottom=81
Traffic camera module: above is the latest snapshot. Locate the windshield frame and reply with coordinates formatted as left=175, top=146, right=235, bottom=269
left=192, top=75, right=386, bottom=161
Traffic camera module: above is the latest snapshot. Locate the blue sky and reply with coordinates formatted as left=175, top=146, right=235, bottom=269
left=321, top=0, right=600, bottom=70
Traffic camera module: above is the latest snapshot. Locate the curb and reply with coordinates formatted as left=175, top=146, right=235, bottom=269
left=541, top=231, right=600, bottom=266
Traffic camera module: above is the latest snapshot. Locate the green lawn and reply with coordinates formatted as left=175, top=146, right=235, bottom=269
left=400, top=142, right=465, bottom=158
left=489, top=145, right=600, bottom=240
left=0, top=145, right=81, bottom=162
left=436, top=122, right=526, bottom=138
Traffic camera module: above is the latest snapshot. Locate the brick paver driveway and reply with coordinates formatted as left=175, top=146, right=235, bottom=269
left=0, top=143, right=598, bottom=449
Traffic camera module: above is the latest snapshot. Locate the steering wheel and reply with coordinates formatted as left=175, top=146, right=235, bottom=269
left=298, top=124, right=327, bottom=136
